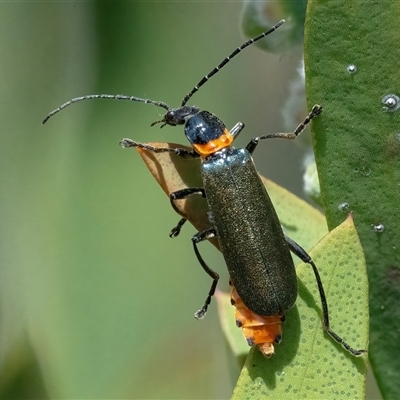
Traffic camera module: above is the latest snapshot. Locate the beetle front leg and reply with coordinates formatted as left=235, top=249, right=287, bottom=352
left=120, top=138, right=200, bottom=159
left=245, top=105, right=323, bottom=154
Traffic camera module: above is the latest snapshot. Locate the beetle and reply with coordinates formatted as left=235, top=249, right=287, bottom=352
left=43, top=20, right=366, bottom=357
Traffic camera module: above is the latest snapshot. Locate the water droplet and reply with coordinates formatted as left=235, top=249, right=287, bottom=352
left=382, top=94, right=400, bottom=112
left=338, top=202, right=349, bottom=212
left=353, top=166, right=371, bottom=176
left=372, top=223, right=385, bottom=233
left=347, top=64, right=357, bottom=74
left=385, top=97, right=396, bottom=107
left=360, top=167, right=371, bottom=176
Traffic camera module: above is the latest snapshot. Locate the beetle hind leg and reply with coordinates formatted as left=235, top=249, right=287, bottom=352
left=285, top=235, right=367, bottom=357
left=191, top=228, right=219, bottom=319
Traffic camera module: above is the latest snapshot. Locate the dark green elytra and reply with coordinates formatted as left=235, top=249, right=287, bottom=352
left=202, top=147, right=297, bottom=316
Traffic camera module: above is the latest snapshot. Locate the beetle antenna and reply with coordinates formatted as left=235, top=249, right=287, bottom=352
left=180, top=19, right=285, bottom=107
left=42, top=94, right=170, bottom=124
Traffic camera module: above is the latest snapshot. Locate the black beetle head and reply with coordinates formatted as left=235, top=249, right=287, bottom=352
left=151, top=105, right=200, bottom=128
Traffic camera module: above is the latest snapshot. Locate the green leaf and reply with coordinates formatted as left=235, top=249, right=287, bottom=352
left=232, top=216, right=368, bottom=399
left=304, top=2, right=400, bottom=398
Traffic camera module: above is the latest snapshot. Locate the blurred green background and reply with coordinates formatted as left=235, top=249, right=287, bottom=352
left=0, top=2, right=312, bottom=399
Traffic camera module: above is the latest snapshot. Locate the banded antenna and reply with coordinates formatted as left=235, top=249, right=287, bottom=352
left=42, top=20, right=284, bottom=125
left=180, top=19, right=284, bottom=106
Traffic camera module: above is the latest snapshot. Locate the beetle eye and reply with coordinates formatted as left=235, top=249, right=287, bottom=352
left=165, top=110, right=173, bottom=121
left=164, top=110, right=180, bottom=126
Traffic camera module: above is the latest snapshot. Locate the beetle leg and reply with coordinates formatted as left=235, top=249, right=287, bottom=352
left=245, top=105, right=323, bottom=154
left=120, top=138, right=200, bottom=159
left=191, top=228, right=219, bottom=320
left=169, top=188, right=206, bottom=237
left=285, top=235, right=367, bottom=357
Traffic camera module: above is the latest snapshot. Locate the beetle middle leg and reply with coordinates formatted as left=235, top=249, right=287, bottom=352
left=191, top=228, right=219, bottom=320
left=245, top=104, right=323, bottom=154
left=285, top=235, right=367, bottom=357
left=169, top=188, right=206, bottom=237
